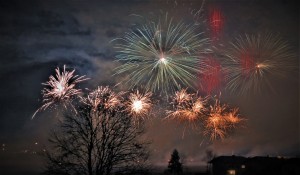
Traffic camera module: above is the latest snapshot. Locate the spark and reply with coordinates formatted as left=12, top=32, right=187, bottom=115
left=127, top=90, right=152, bottom=123
left=114, top=15, right=210, bottom=94
left=174, top=88, right=192, bottom=104
left=167, top=89, right=208, bottom=129
left=223, top=33, right=295, bottom=94
left=82, top=86, right=122, bottom=111
left=166, top=90, right=244, bottom=140
left=199, top=56, right=223, bottom=94
left=159, top=56, right=167, bottom=65
left=132, top=100, right=143, bottom=112
left=204, top=97, right=243, bottom=140
left=225, top=108, right=245, bottom=129
left=209, top=6, right=224, bottom=42
left=32, top=65, right=88, bottom=118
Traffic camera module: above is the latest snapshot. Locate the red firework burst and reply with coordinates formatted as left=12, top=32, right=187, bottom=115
left=199, top=56, right=223, bottom=94
left=209, top=6, right=224, bottom=42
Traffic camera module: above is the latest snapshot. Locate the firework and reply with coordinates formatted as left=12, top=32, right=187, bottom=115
left=127, top=90, right=152, bottom=123
left=82, top=86, right=122, bottom=111
left=173, top=88, right=192, bottom=104
left=114, top=15, right=210, bottom=94
left=204, top=98, right=243, bottom=140
left=225, top=108, right=243, bottom=126
left=204, top=98, right=227, bottom=140
left=199, top=56, right=223, bottom=94
left=208, top=6, right=224, bottom=42
left=32, top=65, right=88, bottom=118
left=223, top=33, right=295, bottom=94
left=167, top=89, right=208, bottom=129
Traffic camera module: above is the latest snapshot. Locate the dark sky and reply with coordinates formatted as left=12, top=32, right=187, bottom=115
left=0, top=0, right=299, bottom=174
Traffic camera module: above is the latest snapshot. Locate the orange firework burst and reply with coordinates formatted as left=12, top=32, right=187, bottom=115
left=173, top=88, right=192, bottom=104
left=127, top=90, right=152, bottom=123
left=33, top=65, right=88, bottom=118
left=167, top=89, right=208, bottom=129
left=225, top=108, right=243, bottom=127
left=204, top=98, right=243, bottom=140
left=204, top=99, right=227, bottom=140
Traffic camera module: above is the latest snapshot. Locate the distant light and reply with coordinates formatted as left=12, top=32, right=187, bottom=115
left=133, top=100, right=143, bottom=112
left=256, top=64, right=261, bottom=69
left=256, top=63, right=267, bottom=69
left=227, top=169, right=236, bottom=175
left=241, top=165, right=246, bottom=169
left=56, top=82, right=64, bottom=94
left=35, top=142, right=38, bottom=145
left=159, top=57, right=167, bottom=64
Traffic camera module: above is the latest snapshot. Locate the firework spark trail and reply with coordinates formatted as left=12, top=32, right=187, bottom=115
left=166, top=90, right=243, bottom=140
left=204, top=98, right=227, bottom=140
left=199, top=56, right=223, bottom=94
left=204, top=98, right=243, bottom=140
left=208, top=6, right=224, bottom=43
left=114, top=15, right=210, bottom=94
left=223, top=33, right=295, bottom=94
left=127, top=90, right=152, bottom=124
left=167, top=89, right=208, bottom=129
left=76, top=86, right=153, bottom=126
left=32, top=65, right=88, bottom=118
left=224, top=108, right=244, bottom=128
left=81, top=86, right=123, bottom=111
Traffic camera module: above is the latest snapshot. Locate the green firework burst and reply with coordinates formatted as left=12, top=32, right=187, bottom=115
left=114, top=15, right=210, bottom=94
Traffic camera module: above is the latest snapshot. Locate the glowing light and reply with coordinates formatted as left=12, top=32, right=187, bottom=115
left=166, top=90, right=244, bottom=140
left=209, top=7, right=224, bottom=41
left=227, top=169, right=236, bottom=175
left=256, top=64, right=261, bottom=69
left=199, top=56, right=223, bottom=94
left=204, top=97, right=243, bottom=140
left=127, top=90, right=152, bottom=124
left=192, top=99, right=204, bottom=113
left=174, top=89, right=192, bottom=104
left=223, top=33, right=295, bottom=94
left=32, top=65, right=88, bottom=118
left=133, top=100, right=143, bottom=112
left=56, top=83, right=64, bottom=93
left=159, top=57, right=167, bottom=64
left=167, top=89, right=208, bottom=129
left=114, top=15, right=210, bottom=94
left=82, top=86, right=122, bottom=111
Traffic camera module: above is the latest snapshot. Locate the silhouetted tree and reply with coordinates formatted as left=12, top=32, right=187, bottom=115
left=43, top=100, right=149, bottom=175
left=167, top=149, right=183, bottom=174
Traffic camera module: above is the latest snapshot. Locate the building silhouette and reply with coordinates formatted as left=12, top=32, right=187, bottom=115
left=208, top=155, right=300, bottom=175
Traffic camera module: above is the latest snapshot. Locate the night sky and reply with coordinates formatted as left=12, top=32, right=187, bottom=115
left=0, top=0, right=299, bottom=174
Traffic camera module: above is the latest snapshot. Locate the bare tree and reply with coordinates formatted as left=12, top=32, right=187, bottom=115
left=43, top=94, right=149, bottom=175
